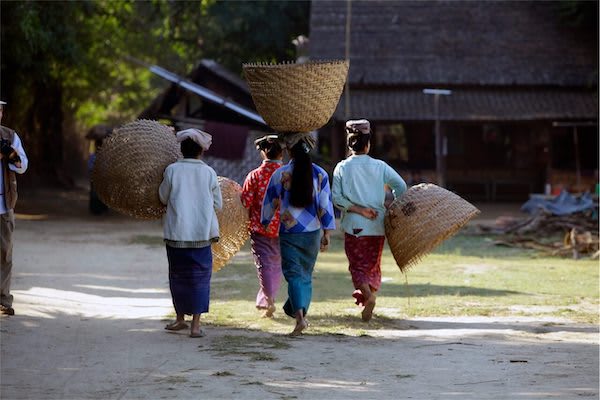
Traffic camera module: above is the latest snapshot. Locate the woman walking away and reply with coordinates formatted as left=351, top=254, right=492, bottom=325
left=262, top=134, right=336, bottom=336
left=332, top=119, right=407, bottom=322
left=159, top=128, right=222, bottom=338
left=241, top=135, right=284, bottom=318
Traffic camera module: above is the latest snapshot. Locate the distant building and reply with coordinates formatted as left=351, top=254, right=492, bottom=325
left=140, top=59, right=271, bottom=184
left=310, top=1, right=598, bottom=200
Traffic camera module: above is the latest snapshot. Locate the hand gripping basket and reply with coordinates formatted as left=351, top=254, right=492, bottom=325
left=384, top=184, right=480, bottom=272
left=243, top=60, right=349, bottom=133
left=92, top=120, right=180, bottom=220
left=212, top=177, right=250, bottom=271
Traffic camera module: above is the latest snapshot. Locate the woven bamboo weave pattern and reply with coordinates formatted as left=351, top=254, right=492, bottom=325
left=213, top=177, right=250, bottom=271
left=384, top=184, right=480, bottom=272
left=243, top=60, right=349, bottom=133
left=92, top=120, right=181, bottom=220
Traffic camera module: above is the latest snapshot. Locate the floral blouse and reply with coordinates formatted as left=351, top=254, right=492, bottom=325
left=241, top=160, right=282, bottom=238
left=261, top=161, right=336, bottom=234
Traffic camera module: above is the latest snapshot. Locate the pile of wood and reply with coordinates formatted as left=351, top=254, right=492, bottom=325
left=476, top=211, right=599, bottom=259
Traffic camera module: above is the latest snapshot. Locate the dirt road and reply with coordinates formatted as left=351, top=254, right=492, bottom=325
left=1, top=188, right=598, bottom=399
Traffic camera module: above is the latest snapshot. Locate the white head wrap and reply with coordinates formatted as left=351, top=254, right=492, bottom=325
left=281, top=132, right=316, bottom=152
left=176, top=128, right=212, bottom=151
left=345, top=119, right=371, bottom=134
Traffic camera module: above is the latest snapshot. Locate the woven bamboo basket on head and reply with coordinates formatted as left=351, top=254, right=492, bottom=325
left=243, top=60, right=349, bottom=133
left=92, top=120, right=180, bottom=220
left=213, top=177, right=250, bottom=271
left=384, top=184, right=480, bottom=272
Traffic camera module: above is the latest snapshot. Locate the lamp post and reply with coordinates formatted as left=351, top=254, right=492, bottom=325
left=423, top=88, right=452, bottom=187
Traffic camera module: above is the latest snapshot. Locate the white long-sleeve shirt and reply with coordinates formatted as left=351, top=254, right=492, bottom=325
left=158, top=159, right=222, bottom=243
left=0, top=131, right=28, bottom=214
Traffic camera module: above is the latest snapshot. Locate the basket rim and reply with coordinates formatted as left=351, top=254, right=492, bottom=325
left=243, top=59, right=349, bottom=69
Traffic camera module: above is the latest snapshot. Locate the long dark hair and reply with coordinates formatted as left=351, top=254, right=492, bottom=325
left=289, top=141, right=313, bottom=208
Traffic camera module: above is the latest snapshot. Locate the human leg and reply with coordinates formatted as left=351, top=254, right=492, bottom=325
left=345, top=234, right=385, bottom=321
left=1, top=210, right=15, bottom=314
left=360, top=283, right=376, bottom=322
left=290, top=308, right=308, bottom=336
left=190, top=314, right=204, bottom=337
left=252, top=233, right=282, bottom=317
left=165, top=313, right=188, bottom=330
left=279, top=231, right=320, bottom=327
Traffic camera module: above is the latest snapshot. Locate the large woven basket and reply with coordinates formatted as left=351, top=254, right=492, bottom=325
left=92, top=120, right=180, bottom=219
left=243, top=60, right=349, bottom=133
left=384, top=184, right=480, bottom=272
left=213, top=177, right=250, bottom=271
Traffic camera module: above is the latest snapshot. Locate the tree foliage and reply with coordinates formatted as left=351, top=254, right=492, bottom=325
left=0, top=0, right=309, bottom=180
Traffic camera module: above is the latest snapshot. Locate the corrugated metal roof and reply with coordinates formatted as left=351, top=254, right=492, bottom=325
left=148, top=65, right=266, bottom=126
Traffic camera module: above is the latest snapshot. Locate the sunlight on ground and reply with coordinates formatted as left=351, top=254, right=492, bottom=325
left=74, top=284, right=167, bottom=294
left=12, top=287, right=172, bottom=319
left=15, top=213, right=48, bottom=221
left=266, top=379, right=372, bottom=391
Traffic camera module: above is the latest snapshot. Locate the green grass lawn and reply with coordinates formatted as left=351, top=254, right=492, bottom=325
left=151, top=230, right=599, bottom=335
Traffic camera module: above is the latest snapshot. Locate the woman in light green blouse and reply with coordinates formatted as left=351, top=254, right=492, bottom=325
left=332, top=119, right=407, bottom=321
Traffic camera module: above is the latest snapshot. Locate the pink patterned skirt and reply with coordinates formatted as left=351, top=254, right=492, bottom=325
left=344, top=233, right=385, bottom=305
left=250, top=232, right=282, bottom=309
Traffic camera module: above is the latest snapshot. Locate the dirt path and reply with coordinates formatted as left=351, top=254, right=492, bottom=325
left=0, top=189, right=598, bottom=399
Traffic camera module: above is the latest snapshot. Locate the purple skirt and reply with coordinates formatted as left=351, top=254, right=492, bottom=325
left=166, top=245, right=212, bottom=315
left=251, top=232, right=282, bottom=309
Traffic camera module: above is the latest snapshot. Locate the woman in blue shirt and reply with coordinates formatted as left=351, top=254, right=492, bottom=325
left=332, top=120, right=407, bottom=322
left=262, top=134, right=336, bottom=336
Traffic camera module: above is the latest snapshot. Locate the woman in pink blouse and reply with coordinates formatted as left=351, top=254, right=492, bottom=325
left=241, top=135, right=284, bottom=318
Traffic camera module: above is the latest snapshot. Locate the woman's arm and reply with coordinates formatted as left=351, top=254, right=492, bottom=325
left=240, top=172, right=254, bottom=209
left=331, top=164, right=353, bottom=211
left=320, top=229, right=332, bottom=252
left=384, top=164, right=407, bottom=199
left=158, top=168, right=171, bottom=205
left=317, top=170, right=336, bottom=231
left=347, top=205, right=378, bottom=220
left=212, top=173, right=223, bottom=211
left=260, top=172, right=280, bottom=225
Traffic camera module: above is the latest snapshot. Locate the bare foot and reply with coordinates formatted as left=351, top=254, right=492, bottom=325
left=165, top=321, right=189, bottom=331
left=362, top=296, right=376, bottom=322
left=190, top=329, right=205, bottom=338
left=262, top=304, right=276, bottom=318
left=289, top=319, right=308, bottom=336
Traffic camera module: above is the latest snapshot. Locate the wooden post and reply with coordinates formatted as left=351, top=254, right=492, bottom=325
left=424, top=88, right=452, bottom=187
left=573, top=126, right=581, bottom=187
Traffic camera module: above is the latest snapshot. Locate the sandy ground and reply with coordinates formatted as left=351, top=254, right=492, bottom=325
left=0, top=188, right=598, bottom=400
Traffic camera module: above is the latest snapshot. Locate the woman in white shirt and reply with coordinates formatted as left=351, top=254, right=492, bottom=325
left=159, top=129, right=222, bottom=338
left=332, top=120, right=407, bottom=322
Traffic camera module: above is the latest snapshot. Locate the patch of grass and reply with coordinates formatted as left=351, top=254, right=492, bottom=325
left=154, top=376, right=188, bottom=384
left=197, top=231, right=598, bottom=335
left=208, top=334, right=290, bottom=362
left=212, top=371, right=234, bottom=377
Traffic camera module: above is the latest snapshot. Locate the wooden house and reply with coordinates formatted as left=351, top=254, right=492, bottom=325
left=140, top=59, right=271, bottom=184
left=310, top=1, right=598, bottom=200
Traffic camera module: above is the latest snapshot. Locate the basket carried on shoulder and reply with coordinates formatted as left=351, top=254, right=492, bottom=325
left=243, top=60, right=349, bottom=133
left=93, top=121, right=249, bottom=270
left=92, top=120, right=180, bottom=220
left=212, top=177, right=250, bottom=271
left=384, top=184, right=480, bottom=272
